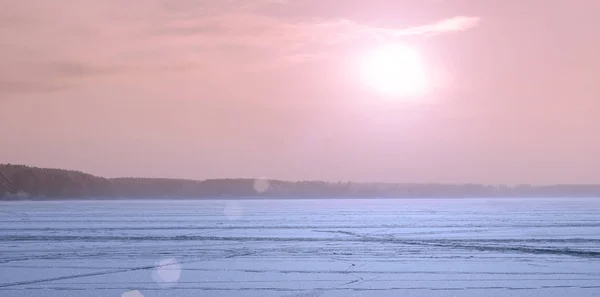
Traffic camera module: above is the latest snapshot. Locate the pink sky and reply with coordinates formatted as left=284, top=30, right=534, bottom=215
left=1, top=0, right=599, bottom=184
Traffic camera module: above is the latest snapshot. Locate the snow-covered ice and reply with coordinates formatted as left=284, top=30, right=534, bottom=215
left=1, top=198, right=600, bottom=296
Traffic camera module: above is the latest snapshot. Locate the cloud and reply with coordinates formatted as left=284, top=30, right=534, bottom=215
left=397, top=16, right=481, bottom=36
left=0, top=81, right=68, bottom=94
left=0, top=0, right=480, bottom=94
left=160, top=0, right=289, bottom=16
left=157, top=14, right=480, bottom=42
left=155, top=14, right=481, bottom=63
left=50, top=62, right=123, bottom=77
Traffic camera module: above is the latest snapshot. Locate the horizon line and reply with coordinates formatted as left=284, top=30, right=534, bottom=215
left=2, top=163, right=600, bottom=187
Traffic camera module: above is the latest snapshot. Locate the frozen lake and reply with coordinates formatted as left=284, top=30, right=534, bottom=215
left=1, top=198, right=600, bottom=297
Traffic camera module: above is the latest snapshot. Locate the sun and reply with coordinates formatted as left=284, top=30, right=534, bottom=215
left=362, top=44, right=428, bottom=97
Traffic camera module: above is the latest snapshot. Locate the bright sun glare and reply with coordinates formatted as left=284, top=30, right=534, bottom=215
left=362, top=44, right=427, bottom=98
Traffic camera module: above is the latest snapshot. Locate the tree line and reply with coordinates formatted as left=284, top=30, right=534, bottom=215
left=1, top=164, right=600, bottom=200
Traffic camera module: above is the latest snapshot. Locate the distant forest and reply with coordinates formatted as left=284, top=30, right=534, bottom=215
left=1, top=164, right=600, bottom=200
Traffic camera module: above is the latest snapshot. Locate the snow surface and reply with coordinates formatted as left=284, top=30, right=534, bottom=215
left=1, top=198, right=600, bottom=296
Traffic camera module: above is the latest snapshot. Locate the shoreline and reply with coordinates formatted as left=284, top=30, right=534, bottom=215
left=2, top=196, right=600, bottom=202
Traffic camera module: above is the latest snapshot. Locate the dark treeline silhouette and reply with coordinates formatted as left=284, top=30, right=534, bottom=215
left=1, top=164, right=600, bottom=200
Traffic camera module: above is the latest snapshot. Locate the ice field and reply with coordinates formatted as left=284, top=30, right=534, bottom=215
left=1, top=198, right=600, bottom=296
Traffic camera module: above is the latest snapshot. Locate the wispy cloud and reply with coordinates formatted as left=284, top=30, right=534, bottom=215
left=0, top=0, right=481, bottom=94
left=155, top=14, right=481, bottom=63
left=157, top=14, right=481, bottom=42
left=0, top=81, right=68, bottom=94
left=390, top=16, right=481, bottom=36
left=160, top=0, right=289, bottom=17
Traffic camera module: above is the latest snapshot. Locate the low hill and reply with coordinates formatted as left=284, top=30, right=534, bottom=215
left=1, top=164, right=600, bottom=199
